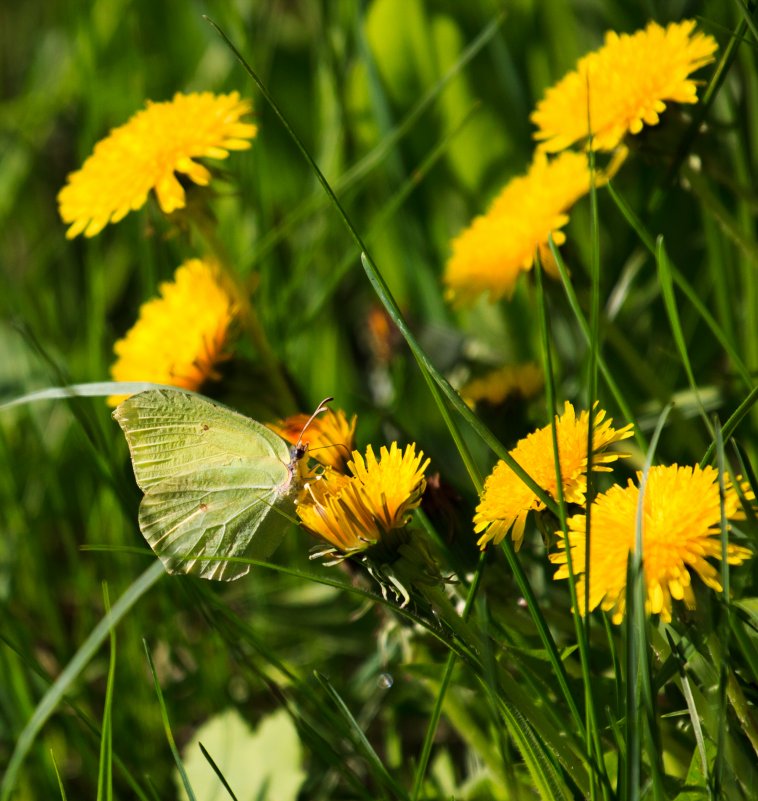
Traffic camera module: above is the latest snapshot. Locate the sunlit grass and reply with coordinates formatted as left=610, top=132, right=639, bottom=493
left=2, top=2, right=757, bottom=800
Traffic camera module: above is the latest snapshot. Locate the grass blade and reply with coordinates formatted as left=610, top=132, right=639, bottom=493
left=198, top=742, right=240, bottom=801
left=548, top=236, right=648, bottom=453
left=498, top=700, right=574, bottom=801
left=0, top=381, right=195, bottom=410
left=625, top=404, right=672, bottom=801
left=607, top=181, right=753, bottom=389
left=204, top=14, right=560, bottom=516
left=315, top=671, right=408, bottom=801
left=0, top=560, right=165, bottom=801
left=655, top=236, right=712, bottom=434
left=410, top=553, right=487, bottom=800
left=143, top=639, right=197, bottom=801
left=534, top=249, right=609, bottom=798
left=96, top=583, right=115, bottom=801
left=50, top=750, right=69, bottom=801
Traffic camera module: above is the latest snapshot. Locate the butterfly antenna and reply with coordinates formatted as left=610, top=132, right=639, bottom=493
left=295, top=396, right=333, bottom=451
left=308, top=442, right=351, bottom=460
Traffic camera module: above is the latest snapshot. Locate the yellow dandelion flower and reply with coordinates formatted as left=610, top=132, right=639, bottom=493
left=474, top=402, right=633, bottom=550
left=444, top=151, right=599, bottom=305
left=461, top=363, right=543, bottom=408
left=297, top=469, right=379, bottom=553
left=348, top=444, right=430, bottom=531
left=269, top=408, right=357, bottom=472
left=551, top=465, right=753, bottom=623
left=531, top=20, right=717, bottom=153
left=58, top=91, right=257, bottom=238
left=108, top=258, right=237, bottom=405
left=297, top=443, right=430, bottom=554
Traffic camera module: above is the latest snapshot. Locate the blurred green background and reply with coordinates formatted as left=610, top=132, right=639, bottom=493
left=2, top=1, right=757, bottom=798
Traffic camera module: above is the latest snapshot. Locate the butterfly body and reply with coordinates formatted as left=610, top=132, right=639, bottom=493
left=114, top=389, right=305, bottom=580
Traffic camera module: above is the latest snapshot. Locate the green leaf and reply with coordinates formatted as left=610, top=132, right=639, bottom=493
left=178, top=708, right=306, bottom=801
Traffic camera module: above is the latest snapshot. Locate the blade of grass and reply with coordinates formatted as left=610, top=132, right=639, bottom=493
left=474, top=599, right=512, bottom=788
left=410, top=552, right=486, bottom=801
left=299, top=100, right=483, bottom=327
left=625, top=404, right=672, bottom=801
left=411, top=522, right=603, bottom=790
left=182, top=582, right=384, bottom=801
left=248, top=9, right=506, bottom=269
left=585, top=148, right=601, bottom=716
left=664, top=629, right=710, bottom=790
left=700, top=386, right=758, bottom=466
left=534, top=249, right=609, bottom=800
left=0, top=560, right=165, bottom=801
left=0, top=381, right=196, bottom=410
left=198, top=742, right=240, bottom=801
left=96, top=583, right=115, bottom=801
left=682, top=163, right=758, bottom=263
left=607, top=181, right=754, bottom=389
left=203, top=15, right=560, bottom=518
left=730, top=613, right=758, bottom=686
left=497, top=699, right=574, bottom=801
left=655, top=236, right=713, bottom=434
left=548, top=236, right=648, bottom=453
left=361, top=248, right=557, bottom=506
left=315, top=671, right=408, bottom=801
left=143, top=639, right=197, bottom=801
left=228, top=558, right=477, bottom=659
left=601, top=613, right=624, bottom=796
left=0, top=633, right=152, bottom=801
left=50, top=751, right=69, bottom=801
left=713, top=420, right=730, bottom=798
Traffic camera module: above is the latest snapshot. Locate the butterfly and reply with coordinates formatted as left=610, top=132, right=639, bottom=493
left=114, top=388, right=329, bottom=581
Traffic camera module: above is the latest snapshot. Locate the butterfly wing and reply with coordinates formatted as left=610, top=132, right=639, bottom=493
left=139, top=464, right=295, bottom=580
left=113, top=389, right=292, bottom=491
left=114, top=389, right=298, bottom=580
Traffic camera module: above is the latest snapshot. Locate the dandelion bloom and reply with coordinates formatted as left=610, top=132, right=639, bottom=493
left=269, top=408, right=357, bottom=472
left=531, top=20, right=717, bottom=153
left=108, top=259, right=237, bottom=405
left=58, top=91, right=257, bottom=238
left=474, top=402, right=633, bottom=550
left=297, top=443, right=430, bottom=555
left=461, top=363, right=543, bottom=408
left=444, top=151, right=598, bottom=304
left=551, top=465, right=753, bottom=623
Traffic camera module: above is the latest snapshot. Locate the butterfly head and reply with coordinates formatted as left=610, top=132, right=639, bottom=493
left=286, top=396, right=333, bottom=482
left=291, top=442, right=308, bottom=462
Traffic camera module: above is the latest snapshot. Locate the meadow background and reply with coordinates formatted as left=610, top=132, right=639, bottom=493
left=1, top=1, right=757, bottom=799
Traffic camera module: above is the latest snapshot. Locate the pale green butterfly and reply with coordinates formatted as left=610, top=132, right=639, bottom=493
left=114, top=388, right=330, bottom=581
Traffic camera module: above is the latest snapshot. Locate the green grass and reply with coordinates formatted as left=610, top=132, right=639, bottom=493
left=2, top=1, right=758, bottom=799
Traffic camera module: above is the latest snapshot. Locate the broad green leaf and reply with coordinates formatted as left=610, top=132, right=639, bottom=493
left=179, top=709, right=305, bottom=801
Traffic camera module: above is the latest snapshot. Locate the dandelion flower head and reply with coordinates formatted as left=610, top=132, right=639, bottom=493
left=297, top=443, right=430, bottom=555
left=461, top=363, right=544, bottom=408
left=531, top=20, right=717, bottom=153
left=269, top=408, right=357, bottom=472
left=551, top=464, right=753, bottom=623
left=108, top=258, right=237, bottom=405
left=58, top=91, right=257, bottom=238
left=474, top=402, right=633, bottom=550
left=444, top=151, right=598, bottom=305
